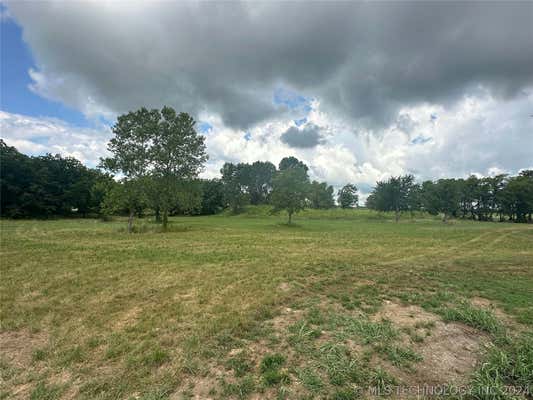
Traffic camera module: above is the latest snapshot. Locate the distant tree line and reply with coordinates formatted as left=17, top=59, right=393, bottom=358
left=1, top=107, right=359, bottom=230
left=218, top=155, right=350, bottom=222
left=3, top=106, right=530, bottom=227
left=366, top=173, right=533, bottom=223
left=0, top=139, right=113, bottom=218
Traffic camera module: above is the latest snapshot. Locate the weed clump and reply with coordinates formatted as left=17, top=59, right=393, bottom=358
left=260, top=353, right=290, bottom=386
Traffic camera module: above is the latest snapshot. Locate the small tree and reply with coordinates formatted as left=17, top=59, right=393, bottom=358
left=337, top=184, right=359, bottom=208
left=271, top=166, right=309, bottom=224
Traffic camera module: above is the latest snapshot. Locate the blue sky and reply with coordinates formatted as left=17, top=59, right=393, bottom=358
left=1, top=8, right=90, bottom=127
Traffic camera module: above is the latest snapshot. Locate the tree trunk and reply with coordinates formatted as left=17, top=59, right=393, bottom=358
left=288, top=211, right=292, bottom=225
left=162, top=208, right=168, bottom=230
left=127, top=209, right=135, bottom=233
left=155, top=207, right=161, bottom=223
left=442, top=212, right=448, bottom=223
left=395, top=208, right=400, bottom=222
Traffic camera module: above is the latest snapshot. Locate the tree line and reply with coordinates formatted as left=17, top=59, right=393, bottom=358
left=366, top=172, right=533, bottom=223
left=0, top=139, right=113, bottom=218
left=0, top=107, right=358, bottom=230
left=2, top=106, right=531, bottom=228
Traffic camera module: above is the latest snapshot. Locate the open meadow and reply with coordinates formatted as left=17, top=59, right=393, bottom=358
left=1, top=209, right=532, bottom=399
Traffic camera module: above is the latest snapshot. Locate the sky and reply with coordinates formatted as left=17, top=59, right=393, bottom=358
left=1, top=1, right=532, bottom=198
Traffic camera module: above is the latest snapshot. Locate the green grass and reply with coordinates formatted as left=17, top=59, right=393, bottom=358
left=1, top=208, right=532, bottom=399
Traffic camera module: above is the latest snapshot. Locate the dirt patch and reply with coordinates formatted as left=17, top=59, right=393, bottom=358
left=375, top=301, right=488, bottom=387
left=9, top=383, right=33, bottom=399
left=113, top=306, right=141, bottom=330
left=373, top=301, right=439, bottom=328
left=171, top=360, right=249, bottom=400
left=270, top=307, right=304, bottom=332
left=408, top=321, right=487, bottom=386
left=278, top=282, right=291, bottom=292
left=170, top=373, right=220, bottom=400
left=0, top=329, right=48, bottom=368
left=50, top=370, right=80, bottom=400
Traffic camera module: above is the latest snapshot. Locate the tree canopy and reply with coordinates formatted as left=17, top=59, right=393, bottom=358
left=271, top=164, right=310, bottom=224
left=338, top=184, right=359, bottom=208
left=101, top=106, right=207, bottom=231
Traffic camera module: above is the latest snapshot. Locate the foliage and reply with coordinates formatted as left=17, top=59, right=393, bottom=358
left=240, top=161, right=277, bottom=205
left=220, top=162, right=250, bottom=214
left=278, top=156, right=309, bottom=174
left=0, top=139, right=111, bottom=218
left=308, top=181, right=335, bottom=209
left=149, top=107, right=208, bottom=228
left=365, top=175, right=419, bottom=221
left=100, top=107, right=207, bottom=230
left=337, top=184, right=359, bottom=209
left=198, top=179, right=225, bottom=215
left=366, top=171, right=533, bottom=223
left=271, top=165, right=310, bottom=223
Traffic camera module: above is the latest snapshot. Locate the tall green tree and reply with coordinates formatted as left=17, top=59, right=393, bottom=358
left=366, top=175, right=417, bottom=221
left=421, top=178, right=460, bottom=222
left=101, top=107, right=159, bottom=232
left=501, top=171, right=533, bottom=222
left=101, top=107, right=207, bottom=231
left=278, top=156, right=309, bottom=175
left=309, top=181, right=335, bottom=209
left=1, top=140, right=107, bottom=218
left=241, top=161, right=277, bottom=205
left=271, top=166, right=309, bottom=224
left=150, top=107, right=207, bottom=228
left=220, top=162, right=249, bottom=213
left=337, top=184, right=359, bottom=208
left=199, top=179, right=225, bottom=215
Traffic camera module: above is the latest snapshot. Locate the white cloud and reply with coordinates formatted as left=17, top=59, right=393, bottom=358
left=0, top=111, right=111, bottom=166
left=3, top=85, right=531, bottom=198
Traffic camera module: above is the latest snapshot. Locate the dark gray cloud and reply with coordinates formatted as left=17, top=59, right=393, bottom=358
left=280, top=124, right=325, bottom=148
left=7, top=1, right=533, bottom=129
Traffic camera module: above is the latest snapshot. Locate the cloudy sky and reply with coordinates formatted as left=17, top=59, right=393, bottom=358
left=1, top=1, right=532, bottom=196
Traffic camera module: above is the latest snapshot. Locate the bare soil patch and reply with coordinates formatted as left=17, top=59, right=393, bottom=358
left=373, top=300, right=439, bottom=328
left=0, top=328, right=48, bottom=368
left=270, top=307, right=304, bottom=332
left=375, top=301, right=489, bottom=387
left=113, top=305, right=142, bottom=330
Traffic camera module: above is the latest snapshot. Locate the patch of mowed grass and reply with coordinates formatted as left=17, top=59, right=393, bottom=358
left=1, top=210, right=532, bottom=398
left=30, top=382, right=62, bottom=400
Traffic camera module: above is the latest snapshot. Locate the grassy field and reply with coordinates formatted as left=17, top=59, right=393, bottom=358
left=1, top=209, right=532, bottom=399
